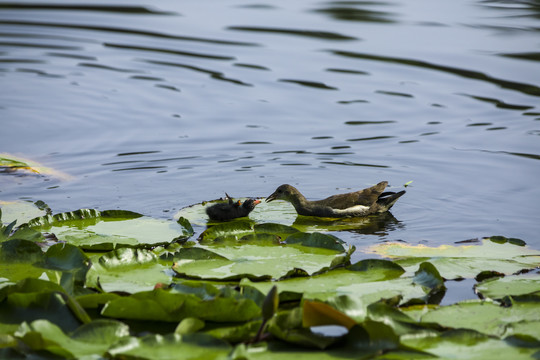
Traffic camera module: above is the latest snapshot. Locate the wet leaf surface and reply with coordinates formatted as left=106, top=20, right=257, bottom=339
left=1, top=205, right=540, bottom=358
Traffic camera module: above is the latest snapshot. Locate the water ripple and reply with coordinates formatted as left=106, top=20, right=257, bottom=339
left=0, top=20, right=260, bottom=47
left=458, top=93, right=534, bottom=111
left=104, top=42, right=235, bottom=61
left=279, top=79, right=338, bottom=90
left=140, top=59, right=252, bottom=86
left=0, top=3, right=177, bottom=15
left=0, top=41, right=81, bottom=50
left=227, top=26, right=357, bottom=40
left=347, top=136, right=396, bottom=142
left=328, top=50, right=540, bottom=97
left=312, top=3, right=397, bottom=23
left=78, top=62, right=142, bottom=73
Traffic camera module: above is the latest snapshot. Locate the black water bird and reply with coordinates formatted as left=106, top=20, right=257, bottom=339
left=206, top=194, right=261, bottom=221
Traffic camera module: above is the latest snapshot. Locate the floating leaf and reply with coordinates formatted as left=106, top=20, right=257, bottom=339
left=241, top=259, right=412, bottom=304
left=268, top=307, right=340, bottom=349
left=0, top=279, right=85, bottom=333
left=476, top=273, right=540, bottom=300
left=0, top=200, right=49, bottom=226
left=14, top=319, right=129, bottom=359
left=402, top=328, right=540, bottom=359
left=285, top=232, right=346, bottom=252
left=107, top=333, right=232, bottom=360
left=86, top=254, right=172, bottom=293
left=199, top=221, right=254, bottom=242
left=173, top=241, right=343, bottom=281
left=370, top=238, right=540, bottom=279
left=302, top=299, right=357, bottom=329
left=0, top=153, right=73, bottom=180
left=205, top=320, right=262, bottom=343
left=26, top=209, right=192, bottom=250
left=101, top=288, right=260, bottom=322
left=420, top=299, right=540, bottom=337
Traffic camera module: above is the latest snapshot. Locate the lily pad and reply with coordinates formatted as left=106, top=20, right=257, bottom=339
left=0, top=200, right=49, bottom=226
left=86, top=248, right=173, bottom=293
left=173, top=241, right=344, bottom=281
left=475, top=272, right=540, bottom=300
left=101, top=288, right=260, bottom=322
left=107, top=333, right=232, bottom=360
left=369, top=238, right=540, bottom=280
left=25, top=209, right=193, bottom=250
left=240, top=259, right=418, bottom=304
left=420, top=299, right=540, bottom=337
left=14, top=319, right=129, bottom=359
left=0, top=278, right=88, bottom=334
left=402, top=329, right=540, bottom=359
left=0, top=153, right=73, bottom=180
left=0, top=240, right=90, bottom=290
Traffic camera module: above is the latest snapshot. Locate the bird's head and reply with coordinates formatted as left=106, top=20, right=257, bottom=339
left=266, top=184, right=297, bottom=202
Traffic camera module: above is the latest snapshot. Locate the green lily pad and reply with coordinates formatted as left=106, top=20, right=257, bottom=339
left=107, top=333, right=232, bottom=360
left=0, top=278, right=88, bottom=334
left=370, top=238, right=540, bottom=280
left=420, top=299, right=540, bottom=338
left=285, top=232, right=346, bottom=252
left=173, top=242, right=344, bottom=281
left=101, top=288, right=260, bottom=323
left=14, top=319, right=129, bottom=359
left=86, top=248, right=173, bottom=293
left=402, top=329, right=540, bottom=359
left=476, top=273, right=540, bottom=300
left=25, top=209, right=193, bottom=250
left=0, top=240, right=90, bottom=291
left=241, top=259, right=417, bottom=304
left=0, top=200, right=49, bottom=226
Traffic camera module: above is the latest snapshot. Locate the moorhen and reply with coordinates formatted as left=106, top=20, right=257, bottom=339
left=266, top=181, right=405, bottom=218
left=206, top=194, right=261, bottom=221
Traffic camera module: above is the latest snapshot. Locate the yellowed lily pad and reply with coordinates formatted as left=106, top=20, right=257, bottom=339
left=0, top=153, right=73, bottom=180
left=367, top=238, right=540, bottom=279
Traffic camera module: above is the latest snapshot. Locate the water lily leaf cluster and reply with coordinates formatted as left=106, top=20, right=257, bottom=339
left=1, top=201, right=540, bottom=359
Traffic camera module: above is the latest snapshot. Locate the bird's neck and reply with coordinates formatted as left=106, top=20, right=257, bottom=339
left=289, top=192, right=310, bottom=210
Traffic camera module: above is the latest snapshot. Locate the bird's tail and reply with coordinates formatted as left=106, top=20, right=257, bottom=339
left=377, top=190, right=406, bottom=211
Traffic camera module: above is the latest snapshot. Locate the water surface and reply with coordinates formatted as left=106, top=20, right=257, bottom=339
left=1, top=0, right=539, bottom=255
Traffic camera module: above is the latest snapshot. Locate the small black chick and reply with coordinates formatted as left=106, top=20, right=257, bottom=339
left=205, top=194, right=261, bottom=221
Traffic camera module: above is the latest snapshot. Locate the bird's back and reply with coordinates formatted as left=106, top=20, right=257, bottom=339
left=311, top=181, right=388, bottom=210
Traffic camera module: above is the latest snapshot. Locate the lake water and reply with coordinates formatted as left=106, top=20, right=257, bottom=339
left=1, top=0, right=540, bottom=255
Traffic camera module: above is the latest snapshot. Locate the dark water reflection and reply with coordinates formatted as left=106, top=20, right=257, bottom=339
left=1, top=0, right=540, bottom=254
